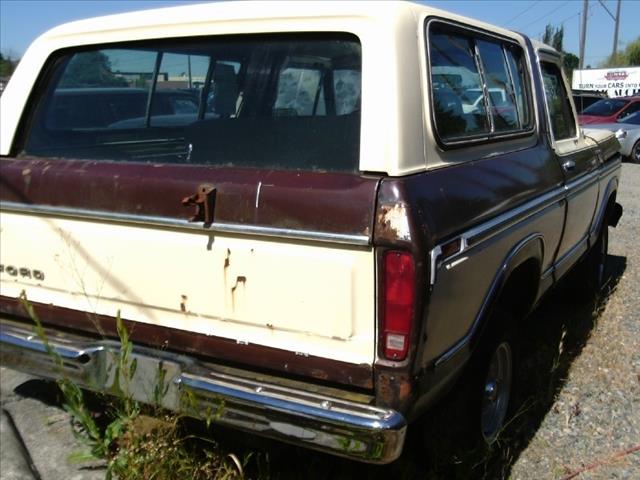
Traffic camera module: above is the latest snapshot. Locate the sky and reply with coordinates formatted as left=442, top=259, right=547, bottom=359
left=1, top=0, right=639, bottom=67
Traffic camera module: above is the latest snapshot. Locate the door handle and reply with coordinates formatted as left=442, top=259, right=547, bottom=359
left=182, top=184, right=216, bottom=227
left=562, top=160, right=576, bottom=172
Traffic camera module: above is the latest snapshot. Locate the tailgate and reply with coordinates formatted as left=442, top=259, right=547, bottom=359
left=0, top=159, right=380, bottom=383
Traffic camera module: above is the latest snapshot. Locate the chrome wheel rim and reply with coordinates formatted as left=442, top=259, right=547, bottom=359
left=481, top=342, right=513, bottom=444
left=596, top=227, right=608, bottom=288
left=634, top=142, right=640, bottom=163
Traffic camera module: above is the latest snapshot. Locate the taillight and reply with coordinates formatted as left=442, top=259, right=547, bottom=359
left=382, top=250, right=415, bottom=361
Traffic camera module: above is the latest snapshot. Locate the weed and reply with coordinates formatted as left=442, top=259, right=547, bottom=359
left=19, top=290, right=261, bottom=480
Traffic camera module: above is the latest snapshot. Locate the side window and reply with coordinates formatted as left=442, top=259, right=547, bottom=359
left=22, top=35, right=362, bottom=172
left=477, top=40, right=519, bottom=132
left=540, top=62, right=576, bottom=141
left=150, top=53, right=209, bottom=127
left=505, top=47, right=530, bottom=128
left=275, top=66, right=325, bottom=116
left=334, top=69, right=361, bottom=115
left=427, top=22, right=533, bottom=144
left=429, top=28, right=489, bottom=140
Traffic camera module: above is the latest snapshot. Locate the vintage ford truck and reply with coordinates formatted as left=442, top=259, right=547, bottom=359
left=0, top=0, right=623, bottom=464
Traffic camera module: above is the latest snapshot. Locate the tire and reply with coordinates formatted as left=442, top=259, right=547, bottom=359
left=582, top=220, right=609, bottom=296
left=630, top=140, right=640, bottom=164
left=470, top=313, right=518, bottom=447
left=438, top=310, right=518, bottom=451
left=478, top=338, right=514, bottom=444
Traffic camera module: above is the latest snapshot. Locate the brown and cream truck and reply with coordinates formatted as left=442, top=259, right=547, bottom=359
left=0, top=0, right=623, bottom=463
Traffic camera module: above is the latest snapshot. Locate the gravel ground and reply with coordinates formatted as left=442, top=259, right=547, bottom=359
left=508, top=162, right=640, bottom=480
left=1, top=164, right=638, bottom=480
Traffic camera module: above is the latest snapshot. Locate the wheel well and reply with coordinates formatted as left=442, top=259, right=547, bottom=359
left=605, top=191, right=622, bottom=227
left=496, top=258, right=541, bottom=320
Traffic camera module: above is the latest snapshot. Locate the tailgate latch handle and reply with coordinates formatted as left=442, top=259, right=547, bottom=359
left=182, top=185, right=216, bottom=227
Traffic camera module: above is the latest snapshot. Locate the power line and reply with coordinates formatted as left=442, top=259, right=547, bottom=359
left=505, top=0, right=542, bottom=26
left=516, top=0, right=572, bottom=31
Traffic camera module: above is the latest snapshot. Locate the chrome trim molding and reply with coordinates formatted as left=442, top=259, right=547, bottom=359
left=0, top=319, right=404, bottom=464
left=434, top=233, right=543, bottom=368
left=428, top=153, right=622, bottom=286
left=0, top=201, right=370, bottom=247
left=428, top=186, right=563, bottom=284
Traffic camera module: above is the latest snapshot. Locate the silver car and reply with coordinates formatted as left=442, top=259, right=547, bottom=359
left=585, top=111, right=640, bottom=163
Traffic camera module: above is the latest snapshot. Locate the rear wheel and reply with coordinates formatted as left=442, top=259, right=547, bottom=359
left=631, top=140, right=640, bottom=163
left=480, top=340, right=513, bottom=444
left=584, top=220, right=609, bottom=295
left=448, top=310, right=518, bottom=449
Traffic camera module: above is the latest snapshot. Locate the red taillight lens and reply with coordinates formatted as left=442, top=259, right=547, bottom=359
left=382, top=251, right=415, bottom=360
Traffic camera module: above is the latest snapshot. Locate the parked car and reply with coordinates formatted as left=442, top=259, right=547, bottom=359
left=578, top=95, right=640, bottom=124
left=0, top=0, right=623, bottom=464
left=585, top=111, right=640, bottom=163
left=572, top=89, right=607, bottom=114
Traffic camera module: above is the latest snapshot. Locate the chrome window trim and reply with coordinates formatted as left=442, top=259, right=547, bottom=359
left=0, top=201, right=371, bottom=247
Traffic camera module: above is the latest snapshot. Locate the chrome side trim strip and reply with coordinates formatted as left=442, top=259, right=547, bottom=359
left=0, top=201, right=370, bottom=247
left=564, top=169, right=600, bottom=197
left=0, top=319, right=404, bottom=464
left=428, top=154, right=623, bottom=285
left=428, top=186, right=564, bottom=285
left=464, top=187, right=564, bottom=247
left=433, top=232, right=543, bottom=368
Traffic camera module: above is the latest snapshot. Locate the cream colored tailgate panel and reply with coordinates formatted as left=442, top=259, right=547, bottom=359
left=0, top=213, right=375, bottom=365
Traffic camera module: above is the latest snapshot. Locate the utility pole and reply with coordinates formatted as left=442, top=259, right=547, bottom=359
left=579, top=0, right=588, bottom=69
left=613, top=0, right=621, bottom=57
left=598, top=0, right=622, bottom=58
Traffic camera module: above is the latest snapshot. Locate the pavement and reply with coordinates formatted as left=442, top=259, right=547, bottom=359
left=0, top=368, right=105, bottom=480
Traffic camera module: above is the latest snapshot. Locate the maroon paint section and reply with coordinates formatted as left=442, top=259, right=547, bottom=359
left=0, top=296, right=373, bottom=390
left=376, top=143, right=564, bottom=250
left=372, top=141, right=565, bottom=410
left=0, top=157, right=380, bottom=237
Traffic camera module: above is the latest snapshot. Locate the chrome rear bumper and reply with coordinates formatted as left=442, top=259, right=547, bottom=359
left=0, top=319, right=406, bottom=463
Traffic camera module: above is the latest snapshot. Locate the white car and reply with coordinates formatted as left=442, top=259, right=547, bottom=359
left=584, top=111, right=640, bottom=163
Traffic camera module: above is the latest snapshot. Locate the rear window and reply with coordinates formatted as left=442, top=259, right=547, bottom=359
left=22, top=34, right=362, bottom=172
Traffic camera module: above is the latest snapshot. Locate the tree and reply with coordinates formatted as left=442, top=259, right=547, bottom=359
left=542, top=24, right=564, bottom=52
left=541, top=24, right=578, bottom=80
left=600, top=37, right=640, bottom=67
left=58, top=51, right=127, bottom=87
left=0, top=53, right=18, bottom=78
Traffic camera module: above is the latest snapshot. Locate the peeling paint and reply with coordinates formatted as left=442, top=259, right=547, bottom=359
left=180, top=294, right=187, bottom=312
left=378, top=204, right=411, bottom=241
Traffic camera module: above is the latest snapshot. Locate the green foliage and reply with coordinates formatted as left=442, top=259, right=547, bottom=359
left=19, top=290, right=256, bottom=480
left=58, top=51, right=128, bottom=88
left=0, top=53, right=18, bottom=78
left=600, top=37, right=640, bottom=67
left=542, top=24, right=564, bottom=52
left=563, top=53, right=579, bottom=73
left=541, top=24, right=579, bottom=80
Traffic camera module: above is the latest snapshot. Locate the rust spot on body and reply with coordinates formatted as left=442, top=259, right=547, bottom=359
left=231, top=276, right=246, bottom=294
left=376, top=371, right=413, bottom=410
